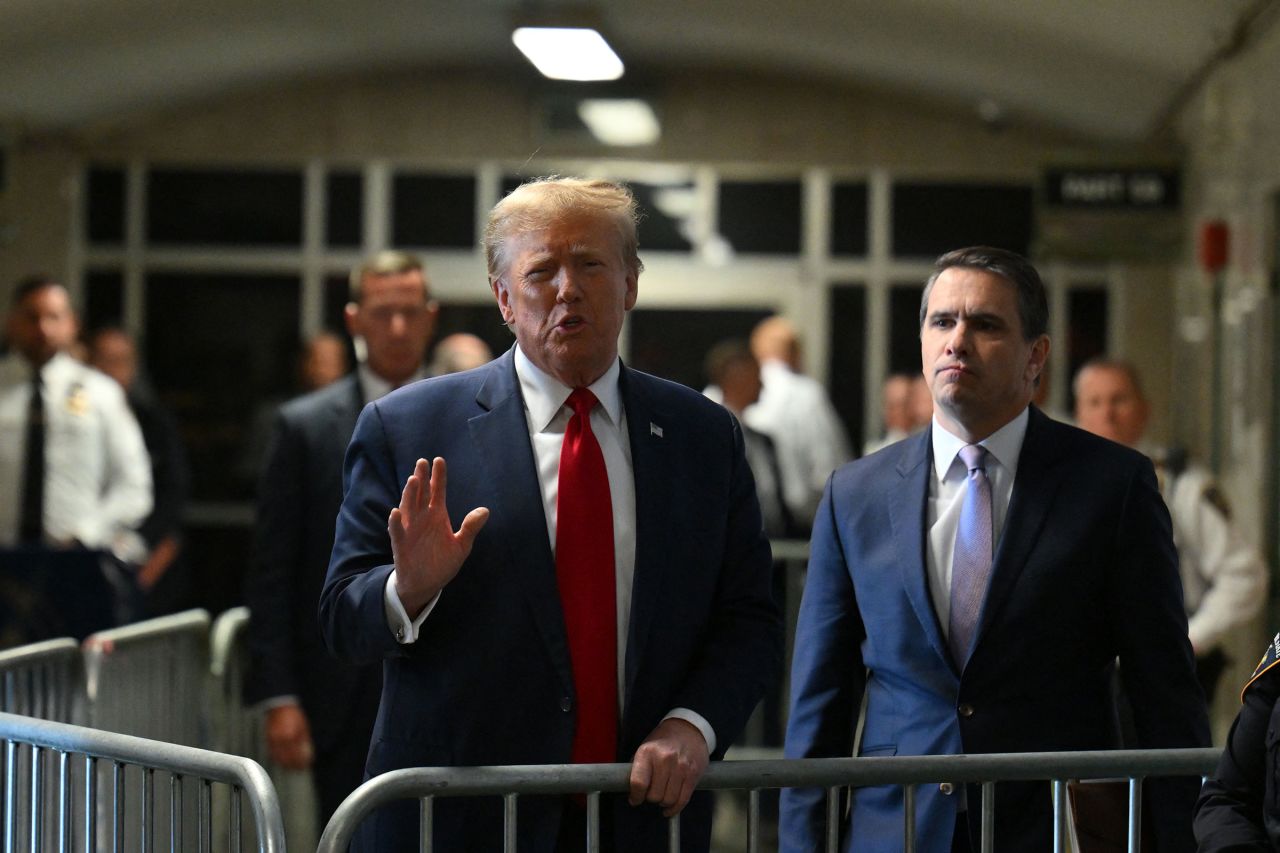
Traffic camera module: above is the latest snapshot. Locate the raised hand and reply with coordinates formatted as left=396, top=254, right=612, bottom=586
left=389, top=457, right=490, bottom=616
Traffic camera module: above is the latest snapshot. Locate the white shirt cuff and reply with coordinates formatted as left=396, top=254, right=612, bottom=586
left=663, top=707, right=717, bottom=755
left=383, top=570, right=441, bottom=644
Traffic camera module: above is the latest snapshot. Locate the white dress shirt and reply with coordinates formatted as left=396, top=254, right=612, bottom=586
left=0, top=351, right=152, bottom=557
left=925, top=408, right=1028, bottom=640
left=744, top=359, right=851, bottom=526
left=385, top=346, right=715, bottom=751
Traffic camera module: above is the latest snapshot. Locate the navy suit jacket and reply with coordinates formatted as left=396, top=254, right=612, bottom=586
left=781, top=408, right=1210, bottom=853
left=320, top=348, right=782, bottom=852
left=244, top=375, right=382, bottom=787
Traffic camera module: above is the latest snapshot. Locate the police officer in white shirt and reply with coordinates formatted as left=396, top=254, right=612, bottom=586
left=1074, top=357, right=1268, bottom=702
left=0, top=277, right=151, bottom=563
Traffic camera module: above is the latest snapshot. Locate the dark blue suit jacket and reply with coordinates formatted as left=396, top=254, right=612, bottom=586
left=781, top=407, right=1209, bottom=853
left=320, top=348, right=781, bottom=852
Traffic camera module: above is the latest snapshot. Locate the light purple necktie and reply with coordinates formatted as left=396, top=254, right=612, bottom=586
left=949, top=444, right=992, bottom=667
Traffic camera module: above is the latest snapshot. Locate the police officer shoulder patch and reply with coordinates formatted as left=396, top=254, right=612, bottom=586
left=1242, top=632, right=1280, bottom=702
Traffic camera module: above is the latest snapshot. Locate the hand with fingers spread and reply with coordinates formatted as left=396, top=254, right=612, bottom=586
left=627, top=717, right=710, bottom=817
left=389, top=457, right=490, bottom=617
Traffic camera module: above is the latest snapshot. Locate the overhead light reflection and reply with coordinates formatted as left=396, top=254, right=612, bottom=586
left=512, top=27, right=624, bottom=81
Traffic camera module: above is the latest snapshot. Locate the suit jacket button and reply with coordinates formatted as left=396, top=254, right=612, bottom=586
left=958, top=703, right=975, bottom=718
left=939, top=782, right=955, bottom=795
left=560, top=697, right=573, bottom=713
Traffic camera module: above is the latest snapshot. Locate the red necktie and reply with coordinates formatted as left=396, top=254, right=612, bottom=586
left=556, top=388, right=618, bottom=764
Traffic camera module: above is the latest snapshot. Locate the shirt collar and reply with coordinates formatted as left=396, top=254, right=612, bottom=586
left=514, top=345, right=622, bottom=433
left=931, top=406, right=1029, bottom=482
left=358, top=363, right=428, bottom=404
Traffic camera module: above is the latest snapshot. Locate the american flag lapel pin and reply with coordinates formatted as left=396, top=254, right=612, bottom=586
left=650, top=422, right=663, bottom=438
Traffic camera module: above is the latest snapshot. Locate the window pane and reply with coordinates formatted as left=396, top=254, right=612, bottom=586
left=892, top=183, right=1034, bottom=259
left=629, top=308, right=774, bottom=390
left=147, top=169, right=303, bottom=246
left=830, top=182, right=869, bottom=257
left=145, top=272, right=301, bottom=501
left=86, top=166, right=126, bottom=244
left=829, top=285, right=867, bottom=453
left=83, top=269, right=124, bottom=332
left=631, top=182, right=694, bottom=252
left=326, top=171, right=363, bottom=248
left=890, top=284, right=925, bottom=375
left=717, top=180, right=803, bottom=255
left=392, top=173, right=476, bottom=248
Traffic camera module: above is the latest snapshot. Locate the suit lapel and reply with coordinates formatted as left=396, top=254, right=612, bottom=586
left=468, top=350, right=574, bottom=696
left=974, top=407, right=1066, bottom=648
left=890, top=429, right=953, bottom=671
left=617, top=366, right=669, bottom=705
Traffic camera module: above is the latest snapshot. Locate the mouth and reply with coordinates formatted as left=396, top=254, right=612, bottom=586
left=555, top=316, right=586, bottom=333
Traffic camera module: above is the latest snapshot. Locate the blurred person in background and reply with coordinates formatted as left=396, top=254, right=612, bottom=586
left=88, top=326, right=192, bottom=617
left=864, top=372, right=928, bottom=455
left=747, top=315, right=851, bottom=531
left=0, top=277, right=151, bottom=640
left=428, top=331, right=494, bottom=376
left=1074, top=357, right=1267, bottom=703
left=243, top=251, right=438, bottom=825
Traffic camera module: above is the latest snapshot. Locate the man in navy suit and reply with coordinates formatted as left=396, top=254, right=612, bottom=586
left=320, top=177, right=781, bottom=851
left=781, top=247, right=1209, bottom=852
left=245, top=251, right=438, bottom=824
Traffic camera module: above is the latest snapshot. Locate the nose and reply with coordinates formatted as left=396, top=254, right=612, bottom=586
left=554, top=268, right=583, bottom=303
left=943, top=321, right=969, bottom=355
left=388, top=311, right=407, bottom=337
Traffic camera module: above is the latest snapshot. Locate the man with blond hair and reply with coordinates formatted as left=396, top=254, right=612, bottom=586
left=321, top=178, right=780, bottom=851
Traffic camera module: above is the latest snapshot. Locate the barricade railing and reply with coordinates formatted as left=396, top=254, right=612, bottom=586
left=210, top=607, right=255, bottom=759
left=316, top=748, right=1220, bottom=853
left=0, top=709, right=286, bottom=852
left=0, top=638, right=82, bottom=722
left=83, top=609, right=212, bottom=747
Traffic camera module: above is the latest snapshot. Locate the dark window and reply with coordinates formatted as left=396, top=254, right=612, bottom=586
left=147, top=169, right=303, bottom=246
left=86, top=167, right=126, bottom=244
left=829, top=285, right=867, bottom=453
left=391, top=174, right=476, bottom=248
left=145, top=272, right=301, bottom=502
left=718, top=180, right=803, bottom=255
left=326, top=171, right=363, bottom=248
left=1066, top=287, right=1109, bottom=411
left=890, top=284, right=926, bottom=375
left=631, top=182, right=694, bottom=252
left=629, top=308, right=775, bottom=390
left=830, top=182, right=869, bottom=257
left=891, top=183, right=1034, bottom=259
left=430, top=303, right=513, bottom=368
left=83, top=269, right=125, bottom=332
left=325, top=273, right=351, bottom=334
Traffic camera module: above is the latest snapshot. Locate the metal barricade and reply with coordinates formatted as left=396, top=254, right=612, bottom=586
left=84, top=609, right=212, bottom=747
left=0, top=709, right=286, bottom=852
left=0, top=638, right=82, bottom=722
left=316, top=748, right=1220, bottom=853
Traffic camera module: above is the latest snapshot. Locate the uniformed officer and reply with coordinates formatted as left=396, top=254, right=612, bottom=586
left=1194, top=633, right=1280, bottom=848
left=1074, top=357, right=1268, bottom=701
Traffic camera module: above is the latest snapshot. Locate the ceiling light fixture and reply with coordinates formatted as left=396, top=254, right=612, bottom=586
left=576, top=98, right=660, bottom=146
left=512, top=27, right=624, bottom=81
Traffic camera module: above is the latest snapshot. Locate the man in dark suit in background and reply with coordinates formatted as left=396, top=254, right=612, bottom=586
left=320, top=177, right=781, bottom=851
left=782, top=247, right=1210, bottom=852
left=244, top=251, right=438, bottom=824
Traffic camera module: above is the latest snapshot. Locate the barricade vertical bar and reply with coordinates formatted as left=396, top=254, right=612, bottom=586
left=902, top=784, right=915, bottom=853
left=503, top=793, right=517, bottom=853
left=825, top=786, right=840, bottom=853
left=57, top=751, right=69, bottom=852
left=84, top=756, right=96, bottom=853
left=112, top=761, right=124, bottom=853
left=586, top=792, right=600, bottom=853
left=6, top=740, right=17, bottom=853
left=1051, top=779, right=1067, bottom=853
left=28, top=745, right=41, bottom=853
left=420, top=795, right=432, bottom=853
left=747, top=788, right=760, bottom=853
left=200, top=780, right=211, bottom=853
left=170, top=774, right=180, bottom=853
left=979, top=781, right=995, bottom=853
left=142, top=766, right=154, bottom=853
left=667, top=813, right=680, bottom=852
left=1127, top=777, right=1143, bottom=853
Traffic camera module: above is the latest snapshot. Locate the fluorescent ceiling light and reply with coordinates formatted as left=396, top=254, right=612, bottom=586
left=577, top=99, right=660, bottom=147
left=512, top=27, right=624, bottom=81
